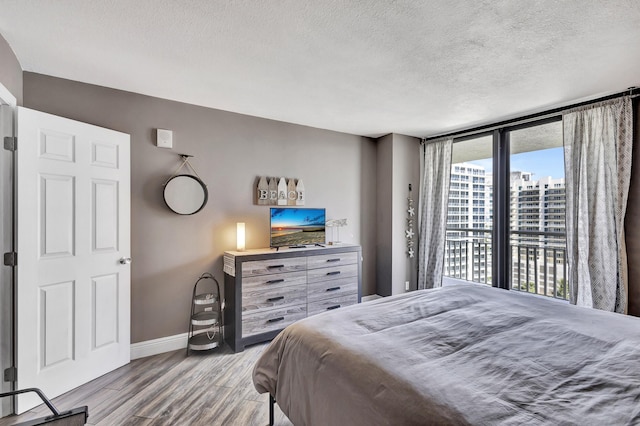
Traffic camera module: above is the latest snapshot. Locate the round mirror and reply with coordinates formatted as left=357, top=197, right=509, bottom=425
left=163, top=174, right=208, bottom=215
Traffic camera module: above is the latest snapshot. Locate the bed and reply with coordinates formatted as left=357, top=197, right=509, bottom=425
left=252, top=283, right=640, bottom=425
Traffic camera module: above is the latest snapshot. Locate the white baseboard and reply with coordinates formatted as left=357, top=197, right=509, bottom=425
left=362, top=294, right=382, bottom=302
left=131, top=332, right=189, bottom=360
left=132, top=296, right=385, bottom=359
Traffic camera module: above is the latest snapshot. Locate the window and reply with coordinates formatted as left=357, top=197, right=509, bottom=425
left=509, top=121, right=567, bottom=299
left=443, top=118, right=568, bottom=301
left=445, top=135, right=493, bottom=285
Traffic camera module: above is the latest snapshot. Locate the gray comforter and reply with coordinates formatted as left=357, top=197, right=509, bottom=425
left=253, top=283, right=640, bottom=425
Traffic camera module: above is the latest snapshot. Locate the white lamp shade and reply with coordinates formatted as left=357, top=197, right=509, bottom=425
left=237, top=222, right=246, bottom=251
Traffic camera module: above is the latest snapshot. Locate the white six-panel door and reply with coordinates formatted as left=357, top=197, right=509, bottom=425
left=16, top=107, right=130, bottom=413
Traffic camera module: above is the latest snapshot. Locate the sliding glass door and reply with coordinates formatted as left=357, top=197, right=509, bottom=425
left=445, top=134, right=493, bottom=285
left=508, top=120, right=568, bottom=299
left=445, top=118, right=568, bottom=300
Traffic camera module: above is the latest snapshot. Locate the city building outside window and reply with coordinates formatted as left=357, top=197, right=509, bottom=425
left=444, top=121, right=568, bottom=300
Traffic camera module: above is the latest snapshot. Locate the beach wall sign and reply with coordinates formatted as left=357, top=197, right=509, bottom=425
left=256, top=177, right=305, bottom=206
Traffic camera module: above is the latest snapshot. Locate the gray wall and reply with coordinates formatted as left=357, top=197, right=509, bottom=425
left=391, top=134, right=420, bottom=293
left=23, top=72, right=377, bottom=343
left=360, top=133, right=378, bottom=297
left=0, top=34, right=22, bottom=105
left=376, top=134, right=393, bottom=296
left=376, top=133, right=420, bottom=296
left=626, top=98, right=640, bottom=316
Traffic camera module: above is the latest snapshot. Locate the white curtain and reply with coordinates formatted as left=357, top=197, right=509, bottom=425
left=418, top=138, right=453, bottom=290
left=563, top=97, right=633, bottom=313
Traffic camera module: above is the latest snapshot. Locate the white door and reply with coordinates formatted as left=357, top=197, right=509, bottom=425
left=16, top=107, right=130, bottom=413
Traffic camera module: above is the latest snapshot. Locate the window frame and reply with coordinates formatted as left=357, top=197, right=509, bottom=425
left=451, top=116, right=563, bottom=290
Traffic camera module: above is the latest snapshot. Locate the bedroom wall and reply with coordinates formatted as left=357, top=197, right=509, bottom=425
left=376, top=133, right=420, bottom=296
left=626, top=97, right=640, bottom=317
left=391, top=134, right=420, bottom=293
left=376, top=134, right=393, bottom=296
left=23, top=72, right=377, bottom=343
left=360, top=135, right=378, bottom=297
left=0, top=33, right=22, bottom=106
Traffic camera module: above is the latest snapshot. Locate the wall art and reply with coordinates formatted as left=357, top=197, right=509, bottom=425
left=256, top=176, right=305, bottom=205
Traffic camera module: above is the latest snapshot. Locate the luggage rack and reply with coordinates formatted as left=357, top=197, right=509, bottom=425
left=0, top=388, right=88, bottom=425
left=187, top=272, right=223, bottom=355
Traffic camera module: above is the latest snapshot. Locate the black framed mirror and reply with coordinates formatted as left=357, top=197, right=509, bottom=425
left=163, top=174, right=208, bottom=215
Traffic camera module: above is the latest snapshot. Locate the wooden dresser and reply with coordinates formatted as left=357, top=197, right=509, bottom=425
left=223, top=244, right=361, bottom=352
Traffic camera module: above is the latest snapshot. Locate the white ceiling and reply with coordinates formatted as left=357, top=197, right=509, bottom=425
left=1, top=0, right=639, bottom=138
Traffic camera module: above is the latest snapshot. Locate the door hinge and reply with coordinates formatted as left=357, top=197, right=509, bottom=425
left=3, top=136, right=16, bottom=151
left=3, top=367, right=16, bottom=382
left=3, top=252, right=17, bottom=266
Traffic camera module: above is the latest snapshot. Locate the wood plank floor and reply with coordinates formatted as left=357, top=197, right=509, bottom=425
left=0, top=344, right=293, bottom=426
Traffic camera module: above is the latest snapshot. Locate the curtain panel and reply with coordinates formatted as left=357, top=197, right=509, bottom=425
left=418, top=138, right=453, bottom=289
left=563, top=96, right=633, bottom=313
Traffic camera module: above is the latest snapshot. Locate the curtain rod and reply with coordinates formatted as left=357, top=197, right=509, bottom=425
left=423, top=86, right=640, bottom=143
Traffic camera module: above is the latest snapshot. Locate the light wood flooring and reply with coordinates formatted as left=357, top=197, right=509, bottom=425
left=0, top=344, right=293, bottom=426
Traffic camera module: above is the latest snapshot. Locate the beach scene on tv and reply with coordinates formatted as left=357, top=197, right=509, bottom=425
left=270, top=208, right=326, bottom=247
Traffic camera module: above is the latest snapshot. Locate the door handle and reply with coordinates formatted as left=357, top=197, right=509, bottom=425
left=119, top=257, right=132, bottom=265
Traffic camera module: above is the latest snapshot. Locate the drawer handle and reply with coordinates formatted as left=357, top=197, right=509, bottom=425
left=327, top=305, right=341, bottom=310
left=326, top=258, right=341, bottom=262
left=267, top=296, right=285, bottom=302
left=327, top=271, right=341, bottom=276
left=267, top=317, right=285, bottom=323
left=326, top=286, right=341, bottom=292
left=266, top=279, right=285, bottom=284
left=267, top=264, right=285, bottom=269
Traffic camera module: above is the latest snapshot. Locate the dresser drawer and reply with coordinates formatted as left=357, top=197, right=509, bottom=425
left=242, top=284, right=307, bottom=314
left=243, top=270, right=307, bottom=291
left=242, top=304, right=307, bottom=337
left=308, top=263, right=358, bottom=284
left=307, top=252, right=358, bottom=270
left=224, top=246, right=362, bottom=352
left=308, top=276, right=358, bottom=303
left=308, top=294, right=358, bottom=317
left=242, top=257, right=307, bottom=277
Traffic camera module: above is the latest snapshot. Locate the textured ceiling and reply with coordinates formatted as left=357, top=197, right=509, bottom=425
left=1, top=0, right=639, bottom=137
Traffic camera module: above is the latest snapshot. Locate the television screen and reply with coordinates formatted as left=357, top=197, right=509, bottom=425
left=270, top=208, right=326, bottom=248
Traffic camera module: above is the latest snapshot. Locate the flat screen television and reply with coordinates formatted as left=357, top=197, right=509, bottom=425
left=270, top=207, right=326, bottom=248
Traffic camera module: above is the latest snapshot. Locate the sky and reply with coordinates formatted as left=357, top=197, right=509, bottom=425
left=271, top=208, right=326, bottom=227
left=466, top=147, right=565, bottom=180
